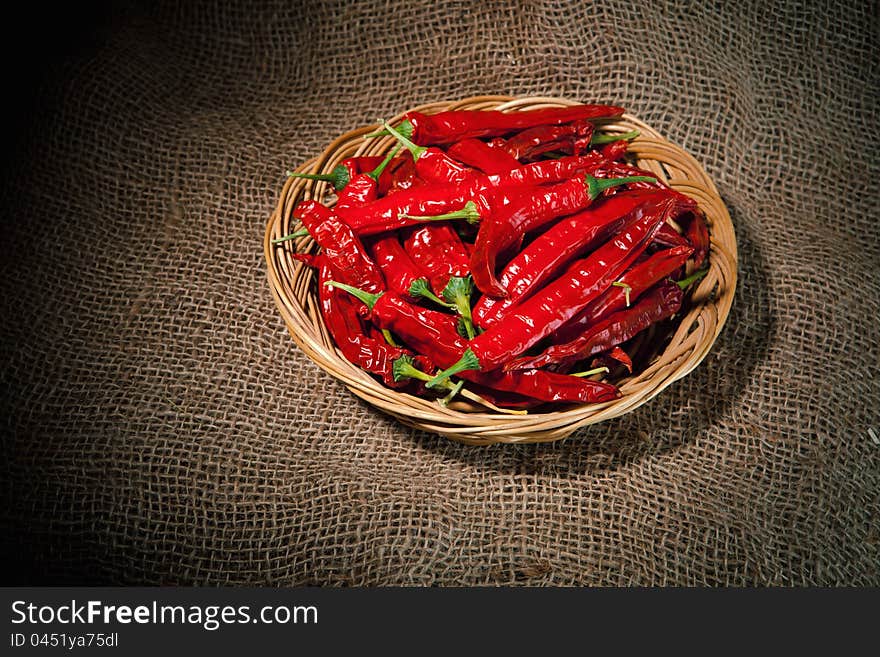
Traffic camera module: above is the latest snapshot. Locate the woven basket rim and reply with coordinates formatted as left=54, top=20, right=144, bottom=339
left=264, top=95, right=738, bottom=445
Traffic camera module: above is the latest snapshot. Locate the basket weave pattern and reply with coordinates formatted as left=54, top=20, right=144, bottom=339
left=265, top=96, right=737, bottom=444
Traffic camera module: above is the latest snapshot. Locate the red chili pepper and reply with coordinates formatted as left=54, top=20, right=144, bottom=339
left=505, top=280, right=684, bottom=372
left=473, top=189, right=675, bottom=328
left=367, top=234, right=450, bottom=307
left=402, top=225, right=471, bottom=294
left=653, top=223, right=692, bottom=249
left=334, top=149, right=627, bottom=236
left=384, top=121, right=478, bottom=186
left=426, top=195, right=678, bottom=387
left=333, top=146, right=401, bottom=209
left=386, top=152, right=420, bottom=193
left=327, top=283, right=619, bottom=404
left=296, top=200, right=385, bottom=293
left=470, top=174, right=657, bottom=297
left=446, top=138, right=521, bottom=174
left=303, top=255, right=423, bottom=389
left=497, top=119, right=595, bottom=161
left=288, top=155, right=385, bottom=190
left=385, top=104, right=626, bottom=145
left=548, top=243, right=695, bottom=348
left=683, top=209, right=710, bottom=268
left=592, top=346, right=633, bottom=374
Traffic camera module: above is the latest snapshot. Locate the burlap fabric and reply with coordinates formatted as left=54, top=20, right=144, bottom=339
left=2, top=0, right=878, bottom=586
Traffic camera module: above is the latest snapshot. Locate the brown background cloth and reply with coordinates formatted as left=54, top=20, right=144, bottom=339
left=2, top=0, right=878, bottom=586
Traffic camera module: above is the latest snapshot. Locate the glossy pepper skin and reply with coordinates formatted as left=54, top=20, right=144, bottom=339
left=469, top=174, right=656, bottom=297
left=289, top=155, right=385, bottom=190
left=402, top=224, right=471, bottom=295
left=400, top=104, right=625, bottom=145
left=334, top=150, right=624, bottom=236
left=446, top=138, right=521, bottom=174
left=310, top=255, right=416, bottom=389
left=550, top=243, right=695, bottom=347
left=367, top=234, right=430, bottom=301
left=493, top=119, right=594, bottom=161
left=297, top=200, right=385, bottom=293
left=505, top=280, right=684, bottom=372
left=428, top=195, right=677, bottom=384
left=473, top=189, right=675, bottom=328
left=684, top=209, right=710, bottom=268
left=363, top=292, right=620, bottom=404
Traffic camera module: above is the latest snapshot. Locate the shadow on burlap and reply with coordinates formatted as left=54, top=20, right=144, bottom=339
left=1, top=1, right=878, bottom=585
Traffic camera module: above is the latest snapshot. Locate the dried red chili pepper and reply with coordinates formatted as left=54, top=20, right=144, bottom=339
left=505, top=280, right=684, bottom=372
left=548, top=243, right=695, bottom=348
left=401, top=225, right=471, bottom=294
left=683, top=209, right=710, bottom=268
left=383, top=121, right=477, bottom=186
left=334, top=148, right=628, bottom=236
left=426, top=195, right=678, bottom=387
left=497, top=119, right=595, bottom=161
left=446, top=138, right=521, bottom=174
left=296, top=200, right=384, bottom=293
left=472, top=189, right=676, bottom=328
left=333, top=145, right=401, bottom=209
left=375, top=104, right=625, bottom=145
left=469, top=174, right=657, bottom=297
left=287, top=155, right=384, bottom=190
left=326, top=283, right=619, bottom=404
left=303, top=255, right=422, bottom=389
left=367, top=234, right=450, bottom=307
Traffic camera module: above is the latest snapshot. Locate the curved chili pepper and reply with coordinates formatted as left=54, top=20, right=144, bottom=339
left=288, top=155, right=384, bottom=190
left=367, top=234, right=450, bottom=307
left=470, top=174, right=657, bottom=297
left=683, top=209, right=710, bottom=268
left=384, top=121, right=477, bottom=186
left=296, top=200, right=384, bottom=293
left=473, top=189, right=674, bottom=328
left=378, top=104, right=625, bottom=145
left=446, top=138, right=521, bottom=174
left=497, top=119, right=595, bottom=161
left=426, top=195, right=678, bottom=387
left=304, top=255, right=422, bottom=389
left=402, top=225, right=471, bottom=294
left=333, top=145, right=401, bottom=209
left=549, top=243, right=695, bottom=347
left=326, top=283, right=619, bottom=404
left=505, top=280, right=683, bottom=372
left=334, top=148, right=627, bottom=236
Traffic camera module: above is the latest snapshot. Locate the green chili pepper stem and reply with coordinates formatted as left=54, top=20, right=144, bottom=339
left=392, top=355, right=430, bottom=383
left=439, top=379, right=466, bottom=406
left=676, top=267, right=709, bottom=289
left=611, top=280, right=632, bottom=307
left=399, top=201, right=481, bottom=225
left=364, top=119, right=414, bottom=140
left=394, top=355, right=526, bottom=414
left=271, top=227, right=311, bottom=244
left=381, top=329, right=399, bottom=347
left=367, top=144, right=402, bottom=181
left=571, top=366, right=610, bottom=378
left=590, top=129, right=640, bottom=145
left=288, top=164, right=350, bottom=190
left=441, top=276, right=476, bottom=339
left=324, top=281, right=383, bottom=310
left=426, top=348, right=480, bottom=389
left=383, top=120, right=425, bottom=161
left=408, top=278, right=455, bottom=308
left=585, top=174, right=657, bottom=199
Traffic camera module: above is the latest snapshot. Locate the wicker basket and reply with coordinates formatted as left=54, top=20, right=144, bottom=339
left=264, top=96, right=737, bottom=445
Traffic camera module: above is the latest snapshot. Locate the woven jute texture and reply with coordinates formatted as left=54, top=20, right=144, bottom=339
left=2, top=1, right=878, bottom=585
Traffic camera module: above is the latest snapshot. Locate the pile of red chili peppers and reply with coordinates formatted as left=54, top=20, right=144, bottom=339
left=278, top=103, right=710, bottom=412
